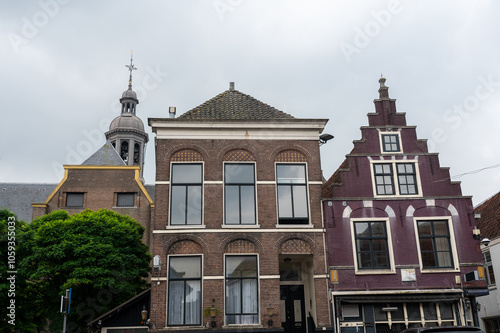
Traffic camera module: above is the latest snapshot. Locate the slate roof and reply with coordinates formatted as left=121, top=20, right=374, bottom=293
left=144, top=184, right=155, bottom=202
left=475, top=191, right=500, bottom=240
left=0, top=183, right=57, bottom=221
left=178, top=87, right=295, bottom=120
left=82, top=141, right=126, bottom=166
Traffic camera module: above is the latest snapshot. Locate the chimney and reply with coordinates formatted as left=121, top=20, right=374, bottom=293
left=169, top=106, right=176, bottom=118
left=378, top=76, right=389, bottom=99
left=229, top=82, right=235, bottom=91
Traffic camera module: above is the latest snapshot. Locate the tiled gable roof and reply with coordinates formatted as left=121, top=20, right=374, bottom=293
left=82, top=142, right=126, bottom=166
left=178, top=88, right=295, bottom=120
left=323, top=158, right=349, bottom=198
left=475, top=191, right=500, bottom=239
left=0, top=183, right=57, bottom=221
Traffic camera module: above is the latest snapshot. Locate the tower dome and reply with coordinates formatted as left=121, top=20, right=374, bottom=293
left=122, top=86, right=138, bottom=99
left=109, top=113, right=145, bottom=132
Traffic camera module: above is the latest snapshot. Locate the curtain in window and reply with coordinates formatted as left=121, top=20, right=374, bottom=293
left=185, top=281, right=201, bottom=325
left=168, top=281, right=184, bottom=325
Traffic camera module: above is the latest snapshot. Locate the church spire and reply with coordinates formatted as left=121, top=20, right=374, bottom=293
left=120, top=51, right=139, bottom=115
left=125, top=50, right=137, bottom=89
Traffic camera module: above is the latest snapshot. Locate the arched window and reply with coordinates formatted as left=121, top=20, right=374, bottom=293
left=120, top=141, right=129, bottom=162
left=134, top=143, right=140, bottom=164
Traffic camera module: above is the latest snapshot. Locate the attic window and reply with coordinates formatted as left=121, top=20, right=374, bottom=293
left=381, top=134, right=401, bottom=152
left=66, top=193, right=84, bottom=207
left=117, top=193, right=135, bottom=207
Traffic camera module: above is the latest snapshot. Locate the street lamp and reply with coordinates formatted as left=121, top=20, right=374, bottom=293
left=141, top=305, right=148, bottom=326
left=267, top=304, right=274, bottom=327
left=211, top=299, right=217, bottom=328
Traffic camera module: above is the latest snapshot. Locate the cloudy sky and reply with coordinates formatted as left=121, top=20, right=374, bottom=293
left=1, top=0, right=499, bottom=205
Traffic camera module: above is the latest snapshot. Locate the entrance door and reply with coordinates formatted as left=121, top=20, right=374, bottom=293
left=280, top=285, right=306, bottom=333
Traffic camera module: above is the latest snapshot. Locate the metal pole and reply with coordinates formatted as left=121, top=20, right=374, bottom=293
left=63, top=314, right=67, bottom=333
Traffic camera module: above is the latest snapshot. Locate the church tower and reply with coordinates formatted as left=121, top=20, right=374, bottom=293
left=105, top=53, right=149, bottom=181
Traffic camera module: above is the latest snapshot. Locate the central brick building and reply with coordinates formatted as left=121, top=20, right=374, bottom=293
left=148, top=83, right=331, bottom=332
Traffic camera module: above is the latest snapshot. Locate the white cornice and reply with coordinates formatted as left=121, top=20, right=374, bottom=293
left=149, top=119, right=328, bottom=140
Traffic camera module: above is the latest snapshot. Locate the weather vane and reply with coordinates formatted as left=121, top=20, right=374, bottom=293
left=125, top=50, right=137, bottom=85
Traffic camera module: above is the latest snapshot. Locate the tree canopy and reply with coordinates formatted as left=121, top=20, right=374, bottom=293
left=0, top=209, right=151, bottom=332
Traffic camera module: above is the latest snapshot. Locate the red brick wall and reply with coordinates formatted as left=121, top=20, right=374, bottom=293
left=150, top=137, right=330, bottom=330
left=34, top=168, right=152, bottom=246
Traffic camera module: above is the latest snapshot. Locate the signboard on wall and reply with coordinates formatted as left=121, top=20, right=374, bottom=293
left=401, top=269, right=417, bottom=282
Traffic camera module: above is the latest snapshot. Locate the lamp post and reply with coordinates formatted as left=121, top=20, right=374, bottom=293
left=267, top=304, right=274, bottom=327
left=211, top=299, right=217, bottom=328
left=141, top=305, right=148, bottom=326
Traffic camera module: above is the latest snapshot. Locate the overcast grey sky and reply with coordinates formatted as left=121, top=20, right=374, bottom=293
left=1, top=0, right=499, bottom=205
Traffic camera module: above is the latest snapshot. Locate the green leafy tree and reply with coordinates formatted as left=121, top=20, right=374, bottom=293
left=19, top=209, right=151, bottom=332
left=0, top=209, right=40, bottom=332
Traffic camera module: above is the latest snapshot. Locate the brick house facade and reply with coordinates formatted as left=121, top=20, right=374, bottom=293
left=322, top=78, right=486, bottom=333
left=475, top=191, right=500, bottom=333
left=32, top=164, right=154, bottom=246
left=148, top=83, right=331, bottom=333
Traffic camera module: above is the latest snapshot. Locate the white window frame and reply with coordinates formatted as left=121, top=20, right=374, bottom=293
left=274, top=162, right=312, bottom=227
left=168, top=162, right=205, bottom=228
left=482, top=250, right=496, bottom=287
left=223, top=253, right=260, bottom=326
left=166, top=254, right=204, bottom=327
left=378, top=130, right=403, bottom=154
left=372, top=302, right=457, bottom=328
left=370, top=160, right=422, bottom=198
left=413, top=216, right=460, bottom=272
left=223, top=162, right=258, bottom=227
left=350, top=218, right=396, bottom=275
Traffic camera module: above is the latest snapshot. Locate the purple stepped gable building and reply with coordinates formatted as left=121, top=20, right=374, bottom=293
left=322, top=78, right=487, bottom=333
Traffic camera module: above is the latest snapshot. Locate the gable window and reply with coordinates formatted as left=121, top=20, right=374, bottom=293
left=170, top=163, right=202, bottom=225
left=381, top=134, right=401, bottom=152
left=354, top=221, right=390, bottom=269
left=167, top=256, right=202, bottom=326
left=374, top=164, right=395, bottom=195
left=66, top=192, right=84, bottom=207
left=373, top=162, right=419, bottom=196
left=397, top=163, right=418, bottom=195
left=225, top=255, right=258, bottom=325
left=484, top=250, right=496, bottom=286
left=116, top=192, right=135, bottom=207
left=417, top=220, right=453, bottom=269
left=224, top=163, right=256, bottom=225
left=276, top=164, right=309, bottom=225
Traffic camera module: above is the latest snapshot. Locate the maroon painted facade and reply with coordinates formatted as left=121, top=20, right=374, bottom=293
left=323, top=78, right=486, bottom=333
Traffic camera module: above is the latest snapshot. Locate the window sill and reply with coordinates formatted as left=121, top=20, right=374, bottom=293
left=420, top=268, right=459, bottom=273
left=222, top=324, right=264, bottom=328
left=112, top=206, right=137, bottom=209
left=166, top=225, right=206, bottom=229
left=275, top=224, right=314, bottom=228
left=163, top=325, right=205, bottom=330
left=373, top=193, right=422, bottom=198
left=355, top=269, right=396, bottom=275
left=222, top=224, right=260, bottom=228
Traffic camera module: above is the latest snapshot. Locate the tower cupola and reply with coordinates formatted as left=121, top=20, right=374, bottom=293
left=105, top=52, right=149, bottom=181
